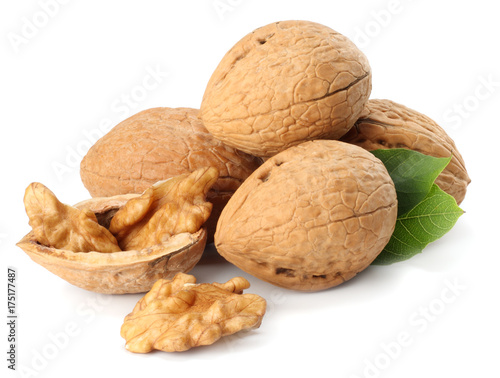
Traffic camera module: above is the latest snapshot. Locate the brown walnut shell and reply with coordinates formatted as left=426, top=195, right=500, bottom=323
left=215, top=140, right=398, bottom=292
left=17, top=194, right=206, bottom=294
left=341, top=99, right=471, bottom=204
left=80, top=107, right=262, bottom=241
left=200, top=20, right=372, bottom=157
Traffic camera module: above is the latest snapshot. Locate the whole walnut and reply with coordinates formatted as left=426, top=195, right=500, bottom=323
left=80, top=107, right=262, bottom=240
left=200, top=20, right=372, bottom=158
left=215, top=140, right=398, bottom=291
left=341, top=99, right=471, bottom=204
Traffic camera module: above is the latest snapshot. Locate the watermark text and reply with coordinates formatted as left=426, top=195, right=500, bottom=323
left=7, top=0, right=72, bottom=53
left=51, top=64, right=169, bottom=182
left=350, top=278, right=466, bottom=378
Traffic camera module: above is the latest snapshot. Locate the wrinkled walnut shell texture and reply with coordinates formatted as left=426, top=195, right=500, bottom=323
left=201, top=20, right=372, bottom=157
left=17, top=195, right=206, bottom=294
left=215, top=140, right=398, bottom=291
left=80, top=107, right=262, bottom=240
left=341, top=99, right=470, bottom=204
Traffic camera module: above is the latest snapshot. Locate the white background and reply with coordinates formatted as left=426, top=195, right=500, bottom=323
left=1, top=1, right=499, bottom=377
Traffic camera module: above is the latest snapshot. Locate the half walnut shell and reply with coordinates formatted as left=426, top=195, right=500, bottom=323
left=17, top=194, right=207, bottom=294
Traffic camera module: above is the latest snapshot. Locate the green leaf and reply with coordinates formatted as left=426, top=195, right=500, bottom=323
left=372, top=184, right=464, bottom=265
left=371, top=149, right=451, bottom=216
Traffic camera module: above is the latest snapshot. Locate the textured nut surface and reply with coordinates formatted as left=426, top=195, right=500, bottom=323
left=121, top=272, right=266, bottom=352
left=23, top=182, right=121, bottom=253
left=215, top=140, right=397, bottom=291
left=200, top=20, right=372, bottom=157
left=80, top=107, right=262, bottom=239
left=110, top=167, right=217, bottom=251
left=341, top=99, right=471, bottom=204
left=17, top=192, right=208, bottom=294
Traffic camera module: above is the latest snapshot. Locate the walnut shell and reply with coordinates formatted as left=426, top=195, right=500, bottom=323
left=200, top=20, right=372, bottom=158
left=214, top=140, right=398, bottom=291
left=16, top=194, right=206, bottom=294
left=80, top=107, right=262, bottom=240
left=341, top=99, right=471, bottom=204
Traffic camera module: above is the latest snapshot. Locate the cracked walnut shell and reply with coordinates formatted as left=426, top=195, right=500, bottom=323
left=17, top=168, right=218, bottom=294
left=120, top=272, right=266, bottom=352
left=215, top=140, right=398, bottom=291
left=341, top=99, right=471, bottom=204
left=200, top=20, right=372, bottom=157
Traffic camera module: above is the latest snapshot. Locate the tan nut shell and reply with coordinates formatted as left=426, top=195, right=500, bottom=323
left=200, top=20, right=372, bottom=157
left=215, top=140, right=398, bottom=291
left=80, top=107, right=262, bottom=240
left=341, top=99, right=471, bottom=204
left=16, top=194, right=207, bottom=294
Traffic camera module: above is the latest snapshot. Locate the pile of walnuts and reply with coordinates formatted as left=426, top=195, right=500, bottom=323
left=18, top=20, right=470, bottom=352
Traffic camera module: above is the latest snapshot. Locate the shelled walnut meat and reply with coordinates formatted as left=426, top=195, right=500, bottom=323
left=201, top=20, right=372, bottom=157
left=341, top=99, right=471, bottom=204
left=80, top=107, right=262, bottom=241
left=215, top=140, right=398, bottom=291
left=23, top=182, right=121, bottom=253
left=121, top=272, right=266, bottom=353
left=17, top=167, right=218, bottom=294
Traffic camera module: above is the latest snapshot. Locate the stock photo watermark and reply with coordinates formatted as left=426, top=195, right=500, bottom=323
left=212, top=0, right=245, bottom=21
left=442, top=74, right=499, bottom=130
left=350, top=278, right=466, bottom=378
left=17, top=293, right=112, bottom=377
left=7, top=0, right=72, bottom=54
left=51, top=64, right=169, bottom=182
left=353, top=0, right=417, bottom=49
left=6, top=267, right=17, bottom=372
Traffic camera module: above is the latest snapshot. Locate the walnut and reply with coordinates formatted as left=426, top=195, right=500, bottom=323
left=120, top=272, right=267, bottom=352
left=341, top=99, right=470, bottom=204
left=80, top=107, right=263, bottom=241
left=215, top=140, right=398, bottom=291
left=23, top=182, right=121, bottom=253
left=17, top=168, right=219, bottom=294
left=109, top=167, right=218, bottom=251
left=200, top=20, right=372, bottom=157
